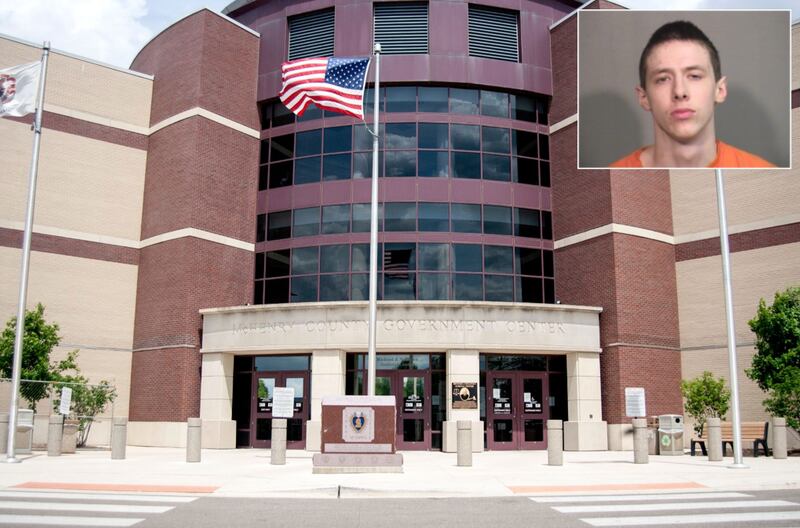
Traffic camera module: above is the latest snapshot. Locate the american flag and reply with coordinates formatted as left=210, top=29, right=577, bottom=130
left=280, top=56, right=370, bottom=120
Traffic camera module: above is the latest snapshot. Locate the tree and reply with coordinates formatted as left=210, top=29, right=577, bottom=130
left=680, top=371, right=731, bottom=435
left=747, top=286, right=800, bottom=429
left=0, top=304, right=78, bottom=411
left=53, top=378, right=117, bottom=447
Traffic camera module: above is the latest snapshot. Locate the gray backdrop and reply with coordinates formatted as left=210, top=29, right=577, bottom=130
left=578, top=10, right=790, bottom=168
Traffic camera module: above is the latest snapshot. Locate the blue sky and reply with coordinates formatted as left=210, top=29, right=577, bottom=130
left=0, top=1, right=798, bottom=69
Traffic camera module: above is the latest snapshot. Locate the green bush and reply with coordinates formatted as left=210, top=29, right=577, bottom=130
left=680, top=371, right=731, bottom=435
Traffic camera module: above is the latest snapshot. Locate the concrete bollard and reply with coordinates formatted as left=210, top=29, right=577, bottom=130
left=547, top=420, right=563, bottom=466
left=271, top=419, right=287, bottom=465
left=707, top=417, right=722, bottom=461
left=111, top=417, right=127, bottom=460
left=47, top=415, right=64, bottom=457
left=187, top=418, right=202, bottom=463
left=633, top=418, right=649, bottom=464
left=457, top=420, right=472, bottom=467
left=772, top=417, right=787, bottom=460
left=0, top=414, right=7, bottom=455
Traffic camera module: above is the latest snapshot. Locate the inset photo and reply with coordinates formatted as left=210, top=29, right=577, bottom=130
left=578, top=10, right=790, bottom=169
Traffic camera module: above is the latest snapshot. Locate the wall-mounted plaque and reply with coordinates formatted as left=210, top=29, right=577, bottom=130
left=451, top=382, right=478, bottom=409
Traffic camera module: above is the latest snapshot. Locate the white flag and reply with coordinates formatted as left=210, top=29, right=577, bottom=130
left=0, top=61, right=41, bottom=117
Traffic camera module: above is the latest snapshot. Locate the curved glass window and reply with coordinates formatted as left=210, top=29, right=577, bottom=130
left=293, top=207, right=320, bottom=237
left=254, top=244, right=555, bottom=305
left=322, top=204, right=350, bottom=234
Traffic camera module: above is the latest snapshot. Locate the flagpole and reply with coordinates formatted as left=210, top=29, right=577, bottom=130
left=367, top=43, right=381, bottom=396
left=714, top=168, right=746, bottom=469
left=5, top=42, right=50, bottom=464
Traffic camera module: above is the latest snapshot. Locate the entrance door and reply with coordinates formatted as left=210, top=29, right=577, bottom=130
left=375, top=370, right=431, bottom=450
left=250, top=371, right=309, bottom=449
left=486, top=372, right=548, bottom=450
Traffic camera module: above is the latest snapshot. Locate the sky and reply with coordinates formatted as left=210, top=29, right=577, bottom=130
left=0, top=0, right=798, bottom=69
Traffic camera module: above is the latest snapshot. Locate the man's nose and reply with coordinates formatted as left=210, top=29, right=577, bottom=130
left=672, top=79, right=688, bottom=101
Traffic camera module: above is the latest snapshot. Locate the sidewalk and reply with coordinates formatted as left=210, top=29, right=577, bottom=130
left=1, top=447, right=798, bottom=498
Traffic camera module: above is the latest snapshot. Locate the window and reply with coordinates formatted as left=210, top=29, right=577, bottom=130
left=322, top=204, right=351, bottom=234
left=418, top=243, right=449, bottom=271
left=418, top=203, right=449, bottom=231
left=385, top=202, right=416, bottom=231
left=374, top=2, right=428, bottom=55
left=419, top=123, right=448, bottom=149
left=419, top=87, right=448, bottom=112
left=320, top=244, right=349, bottom=273
left=451, top=203, right=481, bottom=233
left=468, top=5, right=519, bottom=62
left=292, top=247, right=319, bottom=275
left=386, top=87, right=417, bottom=113
left=288, top=9, right=334, bottom=61
left=267, top=211, right=291, bottom=240
left=293, top=207, right=320, bottom=237
left=483, top=205, right=512, bottom=235
left=514, top=208, right=540, bottom=238
left=265, top=250, right=290, bottom=278
left=256, top=213, right=266, bottom=243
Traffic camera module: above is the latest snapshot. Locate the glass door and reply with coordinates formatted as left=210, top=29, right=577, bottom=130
left=250, top=371, right=309, bottom=449
left=375, top=370, right=431, bottom=450
left=519, top=373, right=548, bottom=449
left=486, top=374, right=516, bottom=450
left=486, top=372, right=549, bottom=450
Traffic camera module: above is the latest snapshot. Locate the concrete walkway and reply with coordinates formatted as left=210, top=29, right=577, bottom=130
left=1, top=448, right=798, bottom=498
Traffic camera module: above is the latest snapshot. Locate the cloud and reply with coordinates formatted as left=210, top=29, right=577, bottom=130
left=0, top=0, right=153, bottom=68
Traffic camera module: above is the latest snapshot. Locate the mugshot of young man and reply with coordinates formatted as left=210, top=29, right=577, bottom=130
left=610, top=20, right=775, bottom=169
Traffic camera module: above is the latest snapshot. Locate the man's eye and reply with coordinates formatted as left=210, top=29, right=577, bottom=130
left=689, top=74, right=703, bottom=80
left=655, top=76, right=669, bottom=84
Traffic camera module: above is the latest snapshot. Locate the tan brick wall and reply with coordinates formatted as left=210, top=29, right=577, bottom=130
left=0, top=37, right=152, bottom=129
left=681, top=345, right=765, bottom=422
left=0, top=249, right=136, bottom=413
left=0, top=119, right=146, bottom=242
left=676, top=241, right=800, bottom=349
left=0, top=249, right=137, bottom=349
left=671, top=135, right=800, bottom=238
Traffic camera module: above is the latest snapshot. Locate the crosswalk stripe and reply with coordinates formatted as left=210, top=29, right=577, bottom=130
left=0, top=501, right=173, bottom=514
left=0, top=514, right=144, bottom=526
left=0, top=491, right=197, bottom=503
left=530, top=492, right=750, bottom=503
left=556, top=499, right=795, bottom=514
left=582, top=510, right=800, bottom=526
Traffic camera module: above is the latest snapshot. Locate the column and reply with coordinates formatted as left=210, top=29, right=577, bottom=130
left=443, top=349, right=482, bottom=453
left=306, top=349, right=346, bottom=451
left=564, top=351, right=608, bottom=450
left=199, top=352, right=236, bottom=448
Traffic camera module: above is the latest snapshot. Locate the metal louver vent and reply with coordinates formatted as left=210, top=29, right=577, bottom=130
left=374, top=3, right=428, bottom=55
left=469, top=5, right=519, bottom=62
left=288, top=9, right=335, bottom=61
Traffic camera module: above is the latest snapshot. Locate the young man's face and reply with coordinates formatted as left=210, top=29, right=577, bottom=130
left=636, top=39, right=727, bottom=144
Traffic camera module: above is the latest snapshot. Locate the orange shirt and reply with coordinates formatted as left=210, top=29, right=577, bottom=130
left=610, top=141, right=776, bottom=169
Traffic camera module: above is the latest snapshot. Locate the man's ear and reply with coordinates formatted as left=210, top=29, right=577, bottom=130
left=715, top=76, right=728, bottom=104
left=636, top=85, right=651, bottom=112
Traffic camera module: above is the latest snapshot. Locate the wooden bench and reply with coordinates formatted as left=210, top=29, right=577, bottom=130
left=690, top=421, right=768, bottom=457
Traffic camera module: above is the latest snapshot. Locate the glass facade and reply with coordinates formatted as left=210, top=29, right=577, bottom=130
left=256, top=84, right=554, bottom=306
left=254, top=243, right=555, bottom=304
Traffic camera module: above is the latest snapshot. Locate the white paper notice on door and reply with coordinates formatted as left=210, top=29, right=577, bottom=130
left=493, top=388, right=501, bottom=399
left=524, top=392, right=531, bottom=402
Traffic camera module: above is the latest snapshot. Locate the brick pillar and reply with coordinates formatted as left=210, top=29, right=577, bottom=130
left=128, top=10, right=259, bottom=444
left=549, top=8, right=682, bottom=450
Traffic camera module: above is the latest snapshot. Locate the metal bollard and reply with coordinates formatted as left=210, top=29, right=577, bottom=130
left=633, top=418, right=649, bottom=464
left=0, top=414, right=7, bottom=455
left=773, top=417, right=787, bottom=459
left=271, top=419, right=287, bottom=465
left=47, top=415, right=64, bottom=457
left=707, top=417, right=722, bottom=461
left=547, top=420, right=563, bottom=466
left=187, top=418, right=202, bottom=463
left=457, top=420, right=472, bottom=467
left=111, top=417, right=127, bottom=460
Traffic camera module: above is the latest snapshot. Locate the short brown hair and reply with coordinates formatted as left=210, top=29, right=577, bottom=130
left=638, top=20, right=721, bottom=88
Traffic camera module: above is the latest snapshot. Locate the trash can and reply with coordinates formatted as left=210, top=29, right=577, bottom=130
left=647, top=416, right=660, bottom=455
left=658, top=414, right=684, bottom=455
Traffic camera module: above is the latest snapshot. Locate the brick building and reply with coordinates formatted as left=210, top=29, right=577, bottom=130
left=0, top=0, right=797, bottom=451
